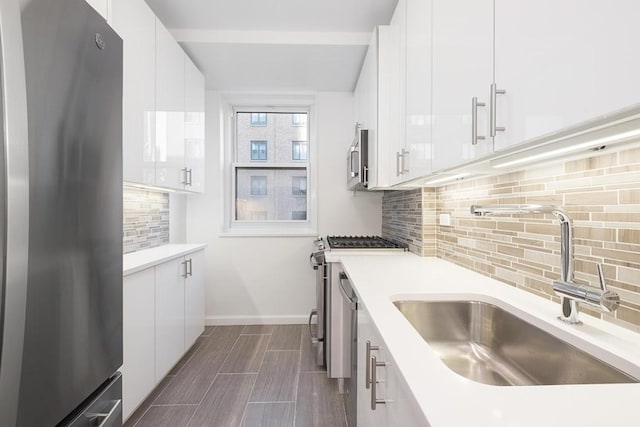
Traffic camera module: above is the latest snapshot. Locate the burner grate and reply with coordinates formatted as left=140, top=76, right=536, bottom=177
left=326, top=235, right=405, bottom=249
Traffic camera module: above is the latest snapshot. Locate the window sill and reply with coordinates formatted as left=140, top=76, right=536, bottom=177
left=220, top=229, right=318, bottom=238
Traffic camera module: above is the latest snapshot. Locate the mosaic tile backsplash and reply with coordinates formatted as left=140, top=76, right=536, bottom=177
left=382, top=188, right=436, bottom=256
left=382, top=145, right=640, bottom=331
left=123, top=186, right=170, bottom=254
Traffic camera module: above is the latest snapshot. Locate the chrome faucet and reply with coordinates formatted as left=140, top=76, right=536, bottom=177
left=470, top=204, right=620, bottom=324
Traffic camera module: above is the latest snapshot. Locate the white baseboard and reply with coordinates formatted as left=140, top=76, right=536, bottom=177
left=205, top=314, right=313, bottom=326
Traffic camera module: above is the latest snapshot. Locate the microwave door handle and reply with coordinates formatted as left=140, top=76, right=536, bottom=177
left=350, top=149, right=359, bottom=178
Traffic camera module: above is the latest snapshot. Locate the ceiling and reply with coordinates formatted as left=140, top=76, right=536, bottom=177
left=145, top=0, right=398, bottom=91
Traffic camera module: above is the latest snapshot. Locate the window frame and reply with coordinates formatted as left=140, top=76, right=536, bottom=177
left=222, top=95, right=318, bottom=236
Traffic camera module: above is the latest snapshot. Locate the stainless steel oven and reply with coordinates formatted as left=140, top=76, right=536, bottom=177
left=347, top=123, right=369, bottom=191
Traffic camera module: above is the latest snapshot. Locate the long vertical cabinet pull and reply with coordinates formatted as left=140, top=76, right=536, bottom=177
left=396, top=151, right=403, bottom=176
left=181, top=260, right=188, bottom=278
left=180, top=167, right=188, bottom=185
left=365, top=341, right=379, bottom=389
left=471, top=97, right=486, bottom=145
left=401, top=149, right=409, bottom=174
left=370, top=355, right=386, bottom=410
left=187, top=168, right=193, bottom=186
left=187, top=258, right=193, bottom=277
left=490, top=83, right=506, bottom=137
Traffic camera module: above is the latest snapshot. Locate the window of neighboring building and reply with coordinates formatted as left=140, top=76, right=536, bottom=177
left=292, top=141, right=308, bottom=161
left=250, top=176, right=267, bottom=196
left=292, top=113, right=306, bottom=126
left=251, top=140, right=268, bottom=160
left=250, top=112, right=267, bottom=126
left=292, top=176, right=307, bottom=196
left=291, top=211, right=307, bottom=220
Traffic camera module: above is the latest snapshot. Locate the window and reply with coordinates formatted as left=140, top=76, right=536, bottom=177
left=226, top=100, right=316, bottom=235
left=250, top=176, right=267, bottom=196
left=292, top=113, right=306, bottom=126
left=251, top=140, right=268, bottom=160
left=292, top=176, right=307, bottom=196
left=292, top=141, right=308, bottom=161
left=250, top=112, right=267, bottom=126
left=291, top=211, right=307, bottom=220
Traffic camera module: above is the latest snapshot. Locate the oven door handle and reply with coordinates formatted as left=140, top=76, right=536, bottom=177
left=338, top=273, right=357, bottom=305
left=308, top=309, right=319, bottom=344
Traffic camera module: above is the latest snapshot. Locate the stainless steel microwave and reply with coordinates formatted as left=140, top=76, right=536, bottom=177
left=347, top=124, right=369, bottom=190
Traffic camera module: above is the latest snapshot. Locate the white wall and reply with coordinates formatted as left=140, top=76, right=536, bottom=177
left=186, top=91, right=382, bottom=324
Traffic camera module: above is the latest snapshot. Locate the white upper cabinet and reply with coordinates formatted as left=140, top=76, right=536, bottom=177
left=404, top=0, right=432, bottom=181
left=493, top=0, right=640, bottom=151
left=109, top=0, right=156, bottom=186
left=155, top=20, right=186, bottom=191
left=431, top=0, right=494, bottom=172
left=85, top=0, right=107, bottom=19
left=184, top=56, right=206, bottom=193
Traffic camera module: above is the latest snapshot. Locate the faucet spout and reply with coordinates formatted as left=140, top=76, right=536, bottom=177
left=469, top=204, right=619, bottom=324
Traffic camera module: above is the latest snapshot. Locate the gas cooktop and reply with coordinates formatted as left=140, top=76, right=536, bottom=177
left=326, top=235, right=406, bottom=250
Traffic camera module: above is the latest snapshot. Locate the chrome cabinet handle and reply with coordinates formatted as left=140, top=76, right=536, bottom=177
left=396, top=151, right=402, bottom=177
left=187, top=168, right=193, bottom=186
left=401, top=149, right=409, bottom=174
left=370, top=355, right=386, bottom=410
left=472, top=96, right=486, bottom=145
left=308, top=309, right=318, bottom=344
left=365, top=340, right=379, bottom=389
left=187, top=258, right=193, bottom=277
left=490, top=83, right=506, bottom=137
left=181, top=167, right=189, bottom=185
left=181, top=260, right=188, bottom=278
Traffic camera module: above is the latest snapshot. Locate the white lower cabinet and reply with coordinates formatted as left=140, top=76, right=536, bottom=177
left=123, top=249, right=205, bottom=422
left=122, top=268, right=155, bottom=421
left=155, top=257, right=186, bottom=379
left=358, top=301, right=427, bottom=426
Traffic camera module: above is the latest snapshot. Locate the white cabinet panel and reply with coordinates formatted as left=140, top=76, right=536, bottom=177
left=155, top=20, right=186, bottom=190
left=184, top=251, right=205, bottom=348
left=494, top=0, right=640, bottom=151
left=431, top=0, right=494, bottom=172
left=155, top=257, right=185, bottom=379
left=184, top=56, right=205, bottom=193
left=122, top=268, right=155, bottom=422
left=85, top=0, right=107, bottom=19
left=109, top=0, right=156, bottom=186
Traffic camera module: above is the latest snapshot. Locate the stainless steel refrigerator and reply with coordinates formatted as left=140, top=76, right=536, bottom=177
left=0, top=0, right=123, bottom=425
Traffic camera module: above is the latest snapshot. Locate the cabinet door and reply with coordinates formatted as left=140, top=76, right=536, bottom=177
left=431, top=0, right=494, bottom=172
left=155, top=257, right=186, bottom=379
left=494, top=0, right=640, bottom=151
left=384, top=353, right=428, bottom=427
left=109, top=0, right=156, bottom=186
left=155, top=20, right=186, bottom=190
left=122, top=269, right=155, bottom=421
left=85, top=0, right=107, bottom=19
left=357, top=303, right=387, bottom=426
left=184, top=56, right=205, bottom=193
left=184, top=251, right=205, bottom=349
left=361, top=30, right=381, bottom=189
left=384, top=0, right=408, bottom=187
left=404, top=0, right=432, bottom=181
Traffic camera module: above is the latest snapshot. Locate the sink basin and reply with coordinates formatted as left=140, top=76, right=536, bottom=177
left=393, top=300, right=638, bottom=386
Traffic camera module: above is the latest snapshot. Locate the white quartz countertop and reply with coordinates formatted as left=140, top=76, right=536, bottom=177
left=123, top=244, right=207, bottom=276
left=336, top=252, right=640, bottom=427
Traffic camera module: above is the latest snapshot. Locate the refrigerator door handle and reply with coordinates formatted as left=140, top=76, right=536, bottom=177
left=85, top=399, right=122, bottom=427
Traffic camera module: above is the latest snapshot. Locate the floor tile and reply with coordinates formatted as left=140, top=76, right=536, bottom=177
left=300, top=324, right=325, bottom=373
left=155, top=326, right=243, bottom=404
left=170, top=337, right=204, bottom=375
left=268, top=325, right=302, bottom=350
left=242, top=324, right=275, bottom=335
left=250, top=350, right=299, bottom=402
left=134, top=405, right=197, bottom=427
left=242, top=402, right=295, bottom=427
left=201, top=326, right=215, bottom=337
left=187, top=374, right=256, bottom=427
left=124, top=375, right=176, bottom=426
left=295, top=372, right=347, bottom=427
left=220, top=334, right=270, bottom=373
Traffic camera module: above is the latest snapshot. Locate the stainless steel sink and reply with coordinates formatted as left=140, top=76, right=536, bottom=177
left=393, top=300, right=638, bottom=386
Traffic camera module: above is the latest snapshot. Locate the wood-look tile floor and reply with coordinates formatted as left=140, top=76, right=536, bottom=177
left=125, top=325, right=348, bottom=427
